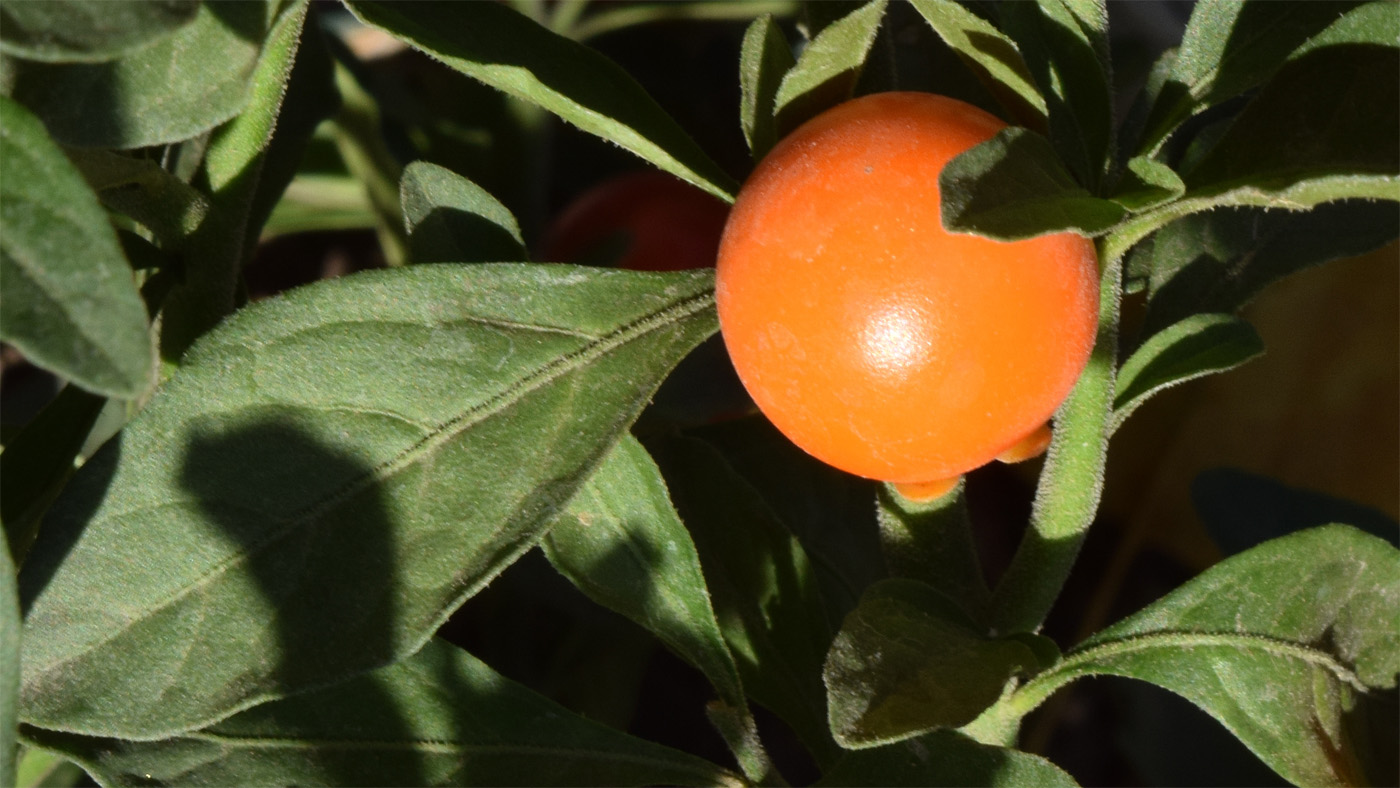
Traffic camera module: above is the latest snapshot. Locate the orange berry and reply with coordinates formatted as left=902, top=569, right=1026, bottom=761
left=716, top=92, right=1098, bottom=485
left=542, top=170, right=730, bottom=271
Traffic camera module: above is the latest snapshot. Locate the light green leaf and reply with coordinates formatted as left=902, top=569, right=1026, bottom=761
left=1110, top=156, right=1184, bottom=212
left=908, top=0, right=1047, bottom=131
left=824, top=578, right=1042, bottom=749
left=941, top=127, right=1125, bottom=240
left=1009, top=525, right=1400, bottom=787
left=738, top=14, right=794, bottom=160
left=0, top=0, right=199, bottom=63
left=344, top=0, right=737, bottom=202
left=4, top=2, right=274, bottom=148
left=543, top=436, right=745, bottom=709
left=815, top=730, right=1077, bottom=787
left=18, top=264, right=718, bottom=740
left=772, top=0, right=887, bottom=139
left=21, top=639, right=742, bottom=787
left=1110, top=313, right=1264, bottom=434
left=0, top=96, right=151, bottom=398
left=1, top=534, right=18, bottom=786
left=876, top=484, right=989, bottom=624
left=401, top=161, right=527, bottom=264
left=14, top=747, right=87, bottom=787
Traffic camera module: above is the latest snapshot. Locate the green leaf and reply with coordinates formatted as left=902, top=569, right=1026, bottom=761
left=568, top=0, right=798, bottom=43
left=61, top=149, right=210, bottom=247
left=876, top=484, right=989, bottom=623
left=14, top=747, right=86, bottom=788
left=2, top=535, right=18, bottom=786
left=0, top=0, right=199, bottom=64
left=815, top=730, right=1076, bottom=787
left=1110, top=156, right=1184, bottom=212
left=401, top=161, right=528, bottom=264
left=542, top=436, right=745, bottom=710
left=344, top=0, right=737, bottom=202
left=941, top=127, right=1125, bottom=240
left=772, top=0, right=887, bottom=139
left=824, top=578, right=1041, bottom=749
left=1180, top=43, right=1400, bottom=209
left=1110, top=313, right=1264, bottom=434
left=3, top=2, right=274, bottom=148
left=21, top=639, right=742, bottom=787
left=1010, top=525, right=1400, bottom=787
left=18, top=264, right=718, bottom=740
left=999, top=0, right=1113, bottom=190
left=1138, top=200, right=1399, bottom=336
left=326, top=58, right=408, bottom=268
left=908, top=0, right=1047, bottom=131
left=738, top=14, right=794, bottom=161
left=1136, top=0, right=1370, bottom=157
left=0, top=96, right=152, bottom=399
left=651, top=435, right=839, bottom=765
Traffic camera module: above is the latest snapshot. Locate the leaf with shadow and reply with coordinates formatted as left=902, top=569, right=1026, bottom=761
left=0, top=0, right=200, bottom=63
left=738, top=14, right=794, bottom=161
left=18, top=264, right=718, bottom=740
left=876, top=483, right=989, bottom=625
left=772, top=0, right=887, bottom=140
left=401, top=161, right=527, bottom=264
left=815, top=729, right=1075, bottom=786
left=20, top=638, right=742, bottom=787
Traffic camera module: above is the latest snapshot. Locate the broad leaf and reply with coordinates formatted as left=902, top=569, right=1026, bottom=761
left=0, top=0, right=199, bottom=63
left=824, top=578, right=1042, bottom=749
left=941, top=127, right=1125, bottom=240
left=344, top=0, right=737, bottom=202
left=542, top=436, right=745, bottom=710
left=738, top=14, right=794, bottom=160
left=772, top=0, right=887, bottom=138
left=4, top=2, right=274, bottom=148
left=1110, top=156, right=1183, bottom=212
left=1012, top=525, right=1400, bottom=787
left=401, top=161, right=527, bottom=264
left=21, top=639, right=742, bottom=787
left=876, top=484, right=989, bottom=624
left=62, top=149, right=210, bottom=247
left=815, top=730, right=1076, bottom=787
left=18, top=264, right=719, bottom=740
left=651, top=435, right=839, bottom=765
left=908, top=0, right=1047, bottom=131
left=1110, top=313, right=1264, bottom=434
left=0, top=96, right=152, bottom=399
left=2, top=536, right=18, bottom=786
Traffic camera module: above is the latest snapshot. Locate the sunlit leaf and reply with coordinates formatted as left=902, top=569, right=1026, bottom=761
left=0, top=0, right=199, bottom=63
left=738, top=14, right=794, bottom=160
left=772, top=0, right=887, bottom=138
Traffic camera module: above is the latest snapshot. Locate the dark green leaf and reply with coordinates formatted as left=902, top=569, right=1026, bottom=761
left=2, top=535, right=18, bottom=785
left=738, top=14, right=794, bottom=160
left=18, top=264, right=718, bottom=740
left=401, top=161, right=527, bottom=264
left=543, top=436, right=745, bottom=709
left=815, top=730, right=1076, bottom=787
left=1110, top=155, right=1184, bottom=212
left=0, top=0, right=199, bottom=63
left=1110, top=313, right=1264, bottom=434
left=1011, top=525, right=1400, bottom=787
left=0, top=96, right=151, bottom=398
left=876, top=484, right=989, bottom=623
left=1192, top=468, right=1400, bottom=556
left=941, top=127, right=1125, bottom=240
left=908, top=0, right=1047, bottom=131
left=1136, top=0, right=1369, bottom=157
left=568, top=0, right=798, bottom=43
left=824, top=578, right=1041, bottom=749
left=1181, top=43, right=1400, bottom=208
left=62, top=149, right=209, bottom=247
left=344, top=0, right=737, bottom=202
left=21, top=639, right=742, bottom=787
left=4, top=2, right=274, bottom=148
left=772, top=0, right=887, bottom=138
left=651, top=435, right=839, bottom=765
left=999, top=0, right=1113, bottom=190
left=1138, top=200, right=1400, bottom=336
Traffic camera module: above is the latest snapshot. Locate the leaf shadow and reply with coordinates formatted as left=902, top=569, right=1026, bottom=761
left=408, top=206, right=525, bottom=264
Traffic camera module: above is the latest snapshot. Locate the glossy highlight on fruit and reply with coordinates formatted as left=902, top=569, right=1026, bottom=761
left=716, top=92, right=1099, bottom=490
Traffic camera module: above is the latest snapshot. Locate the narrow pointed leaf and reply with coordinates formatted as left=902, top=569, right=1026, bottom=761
left=941, top=127, right=1125, bottom=240
left=824, top=578, right=1041, bottom=749
left=4, top=2, right=274, bottom=148
left=1110, top=313, right=1264, bottom=434
left=0, top=96, right=151, bottom=399
left=1, top=537, right=19, bottom=786
left=18, top=264, right=718, bottom=740
left=344, top=0, right=736, bottom=202
left=738, top=14, right=794, bottom=160
left=772, top=0, right=887, bottom=138
left=815, top=730, right=1076, bottom=787
left=21, top=639, right=742, bottom=787
left=908, top=0, right=1047, bottom=131
left=1012, top=525, right=1400, bottom=787
left=0, top=0, right=200, bottom=63
left=401, top=161, right=527, bottom=264
left=543, top=436, right=745, bottom=710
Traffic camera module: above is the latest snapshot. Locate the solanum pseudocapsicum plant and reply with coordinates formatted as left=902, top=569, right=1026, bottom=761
left=0, top=1, right=1396, bottom=786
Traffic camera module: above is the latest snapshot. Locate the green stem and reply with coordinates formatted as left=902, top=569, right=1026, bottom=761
left=705, top=702, right=784, bottom=786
